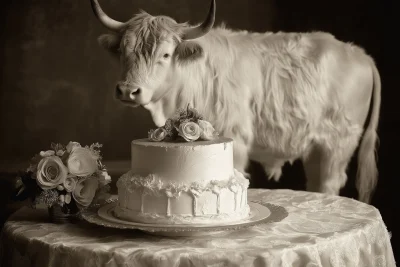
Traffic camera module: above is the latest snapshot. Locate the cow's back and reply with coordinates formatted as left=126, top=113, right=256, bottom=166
left=247, top=31, right=372, bottom=159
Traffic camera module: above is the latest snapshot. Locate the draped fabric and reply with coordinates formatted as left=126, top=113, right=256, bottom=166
left=0, top=189, right=396, bottom=267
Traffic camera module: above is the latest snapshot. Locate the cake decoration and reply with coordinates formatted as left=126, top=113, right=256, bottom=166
left=115, top=137, right=250, bottom=224
left=148, top=105, right=219, bottom=142
left=114, top=107, right=249, bottom=225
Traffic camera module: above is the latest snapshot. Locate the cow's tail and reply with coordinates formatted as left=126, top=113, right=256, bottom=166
left=356, top=58, right=381, bottom=204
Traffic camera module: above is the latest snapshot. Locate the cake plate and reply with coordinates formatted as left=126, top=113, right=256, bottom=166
left=81, top=197, right=288, bottom=237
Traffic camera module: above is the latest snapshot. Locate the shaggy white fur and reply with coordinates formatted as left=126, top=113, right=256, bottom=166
left=97, top=13, right=380, bottom=204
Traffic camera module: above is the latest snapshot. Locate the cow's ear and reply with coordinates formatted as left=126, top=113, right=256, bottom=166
left=98, top=34, right=121, bottom=54
left=174, top=41, right=204, bottom=64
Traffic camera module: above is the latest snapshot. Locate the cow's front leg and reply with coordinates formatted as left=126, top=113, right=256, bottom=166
left=232, top=139, right=251, bottom=178
left=222, top=126, right=253, bottom=179
left=248, top=147, right=286, bottom=181
left=217, top=108, right=254, bottom=178
left=262, top=159, right=285, bottom=182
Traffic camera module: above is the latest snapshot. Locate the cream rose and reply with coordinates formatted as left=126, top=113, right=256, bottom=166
left=36, top=156, right=68, bottom=189
left=72, top=178, right=99, bottom=207
left=198, top=119, right=218, bottom=140
left=63, top=175, right=78, bottom=192
left=67, top=147, right=99, bottom=177
left=178, top=121, right=201, bottom=142
left=66, top=141, right=81, bottom=153
left=148, top=128, right=167, bottom=142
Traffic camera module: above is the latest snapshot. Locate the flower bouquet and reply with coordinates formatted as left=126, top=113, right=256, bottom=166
left=14, top=141, right=111, bottom=223
left=148, top=105, right=219, bottom=142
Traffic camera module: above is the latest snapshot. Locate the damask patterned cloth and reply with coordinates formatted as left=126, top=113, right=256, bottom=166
left=0, top=189, right=396, bottom=267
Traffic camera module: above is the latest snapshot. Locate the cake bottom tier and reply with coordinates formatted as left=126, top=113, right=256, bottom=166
left=115, top=170, right=250, bottom=224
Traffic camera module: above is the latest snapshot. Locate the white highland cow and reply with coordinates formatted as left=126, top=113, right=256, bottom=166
left=91, top=0, right=381, bottom=203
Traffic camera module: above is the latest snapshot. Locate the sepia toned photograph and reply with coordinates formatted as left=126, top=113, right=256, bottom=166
left=0, top=0, right=395, bottom=266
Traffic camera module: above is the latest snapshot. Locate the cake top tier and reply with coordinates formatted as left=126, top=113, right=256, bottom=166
left=131, top=137, right=234, bottom=183
left=147, top=105, right=220, bottom=143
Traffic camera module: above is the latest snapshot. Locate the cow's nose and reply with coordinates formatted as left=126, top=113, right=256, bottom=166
left=115, top=85, right=141, bottom=100
left=129, top=88, right=141, bottom=100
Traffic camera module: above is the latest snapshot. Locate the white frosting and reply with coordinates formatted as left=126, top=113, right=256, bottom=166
left=131, top=138, right=233, bottom=183
left=115, top=169, right=250, bottom=224
left=115, top=137, right=250, bottom=224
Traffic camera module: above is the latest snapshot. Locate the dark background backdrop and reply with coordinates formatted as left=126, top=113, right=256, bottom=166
left=0, top=0, right=397, bottom=261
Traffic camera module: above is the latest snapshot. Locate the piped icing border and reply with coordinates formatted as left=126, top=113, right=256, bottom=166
left=116, top=169, right=249, bottom=198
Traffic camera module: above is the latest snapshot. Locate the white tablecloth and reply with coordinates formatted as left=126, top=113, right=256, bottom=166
left=0, top=189, right=396, bottom=267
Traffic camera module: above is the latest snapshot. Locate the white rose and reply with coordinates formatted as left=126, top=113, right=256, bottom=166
left=39, top=150, right=55, bottom=157
left=198, top=120, right=218, bottom=140
left=177, top=122, right=201, bottom=142
left=72, top=178, right=99, bottom=207
left=36, top=156, right=68, bottom=189
left=148, top=128, right=167, bottom=142
left=63, top=175, right=78, bottom=192
left=66, top=141, right=81, bottom=153
left=67, top=147, right=99, bottom=177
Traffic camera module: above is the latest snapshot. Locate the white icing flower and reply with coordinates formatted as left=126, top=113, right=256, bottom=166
left=165, top=186, right=181, bottom=198
left=210, top=181, right=221, bottom=194
left=67, top=147, right=99, bottom=177
left=148, top=128, right=167, bottom=142
left=198, top=119, right=218, bottom=140
left=66, top=141, right=81, bottom=153
left=179, top=184, right=189, bottom=192
left=72, top=177, right=99, bottom=207
left=155, top=179, right=163, bottom=190
left=36, top=156, right=68, bottom=189
left=143, top=174, right=156, bottom=188
left=177, top=121, right=201, bottom=142
left=63, top=175, right=78, bottom=192
left=229, top=184, right=239, bottom=193
left=190, top=188, right=202, bottom=197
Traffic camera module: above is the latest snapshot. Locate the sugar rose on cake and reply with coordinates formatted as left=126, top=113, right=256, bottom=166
left=198, top=119, right=218, bottom=140
left=148, top=127, right=167, bottom=142
left=148, top=106, right=219, bottom=143
left=177, top=121, right=201, bottom=141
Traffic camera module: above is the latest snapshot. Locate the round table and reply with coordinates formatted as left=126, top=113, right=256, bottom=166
left=0, top=189, right=396, bottom=267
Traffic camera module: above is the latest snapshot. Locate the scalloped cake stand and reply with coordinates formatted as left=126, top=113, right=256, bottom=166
left=81, top=197, right=287, bottom=237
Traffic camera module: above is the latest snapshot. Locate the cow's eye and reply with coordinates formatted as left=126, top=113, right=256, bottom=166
left=163, top=53, right=170, bottom=59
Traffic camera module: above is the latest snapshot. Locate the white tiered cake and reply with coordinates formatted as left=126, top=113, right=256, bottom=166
left=114, top=107, right=250, bottom=224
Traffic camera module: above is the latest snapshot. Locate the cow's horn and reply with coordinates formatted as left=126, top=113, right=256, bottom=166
left=182, top=0, right=216, bottom=40
left=90, top=0, right=126, bottom=32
